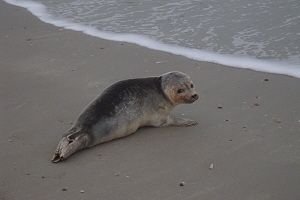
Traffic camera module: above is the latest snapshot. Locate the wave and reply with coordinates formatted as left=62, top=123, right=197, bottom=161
left=4, top=0, right=300, bottom=78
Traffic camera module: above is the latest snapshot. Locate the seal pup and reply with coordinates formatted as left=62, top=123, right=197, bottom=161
left=52, top=71, right=199, bottom=163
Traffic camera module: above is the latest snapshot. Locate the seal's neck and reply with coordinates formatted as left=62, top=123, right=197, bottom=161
left=155, top=76, right=175, bottom=107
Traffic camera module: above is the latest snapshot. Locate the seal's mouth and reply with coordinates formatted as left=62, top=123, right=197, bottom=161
left=189, top=94, right=199, bottom=103
left=185, top=94, right=199, bottom=103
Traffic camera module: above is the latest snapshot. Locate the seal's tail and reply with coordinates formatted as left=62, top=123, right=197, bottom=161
left=51, top=132, right=89, bottom=163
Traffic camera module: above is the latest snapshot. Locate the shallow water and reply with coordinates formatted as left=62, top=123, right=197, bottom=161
left=4, top=0, right=300, bottom=78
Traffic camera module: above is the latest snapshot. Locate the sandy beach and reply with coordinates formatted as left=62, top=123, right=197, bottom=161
left=1, top=1, right=300, bottom=200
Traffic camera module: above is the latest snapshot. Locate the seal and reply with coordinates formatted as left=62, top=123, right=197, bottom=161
left=51, top=71, right=199, bottom=163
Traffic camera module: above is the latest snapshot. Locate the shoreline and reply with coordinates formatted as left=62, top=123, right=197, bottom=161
left=4, top=0, right=300, bottom=79
left=1, top=1, right=300, bottom=200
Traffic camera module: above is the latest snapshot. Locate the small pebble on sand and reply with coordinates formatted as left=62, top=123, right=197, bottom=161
left=80, top=190, right=85, bottom=193
left=179, top=182, right=185, bottom=186
left=209, top=163, right=214, bottom=170
left=273, top=119, right=282, bottom=123
left=114, top=173, right=120, bottom=176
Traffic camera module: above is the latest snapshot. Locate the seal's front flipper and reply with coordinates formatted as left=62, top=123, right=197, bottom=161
left=51, top=133, right=89, bottom=163
left=164, top=116, right=198, bottom=127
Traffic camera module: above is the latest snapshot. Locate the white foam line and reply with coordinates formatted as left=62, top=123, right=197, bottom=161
left=4, top=0, right=300, bottom=78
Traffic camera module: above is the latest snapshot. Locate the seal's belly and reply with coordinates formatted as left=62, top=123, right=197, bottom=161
left=89, top=107, right=168, bottom=146
left=90, top=116, right=141, bottom=145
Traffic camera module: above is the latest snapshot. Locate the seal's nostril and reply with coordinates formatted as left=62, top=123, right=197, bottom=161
left=192, top=94, right=198, bottom=99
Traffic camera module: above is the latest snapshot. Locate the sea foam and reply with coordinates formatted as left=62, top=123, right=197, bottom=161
left=4, top=0, right=300, bottom=79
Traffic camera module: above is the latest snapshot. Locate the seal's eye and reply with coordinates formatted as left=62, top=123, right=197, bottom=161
left=177, top=89, right=184, bottom=94
left=191, top=84, right=194, bottom=88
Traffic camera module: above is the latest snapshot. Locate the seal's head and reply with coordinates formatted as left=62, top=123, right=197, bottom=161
left=161, top=71, right=199, bottom=105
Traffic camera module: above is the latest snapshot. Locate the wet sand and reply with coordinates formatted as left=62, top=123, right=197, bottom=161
left=1, top=1, right=300, bottom=200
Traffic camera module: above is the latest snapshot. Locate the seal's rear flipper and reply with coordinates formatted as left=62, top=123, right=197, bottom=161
left=51, top=133, right=89, bottom=163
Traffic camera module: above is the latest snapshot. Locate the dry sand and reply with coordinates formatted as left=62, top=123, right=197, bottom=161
left=1, top=1, right=300, bottom=200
